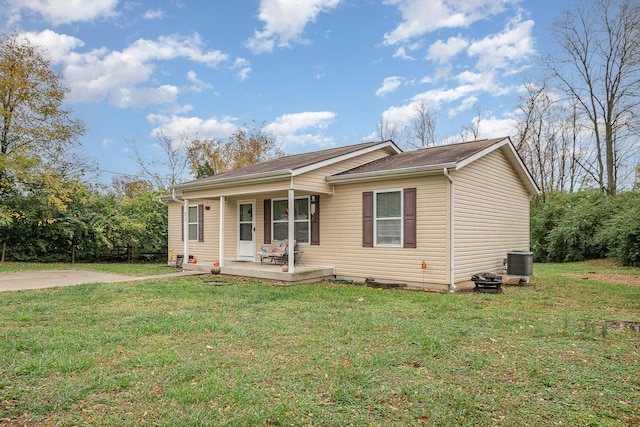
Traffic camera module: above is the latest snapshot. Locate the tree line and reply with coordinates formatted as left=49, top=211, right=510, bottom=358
left=0, top=32, right=283, bottom=262
left=1, top=0, right=639, bottom=265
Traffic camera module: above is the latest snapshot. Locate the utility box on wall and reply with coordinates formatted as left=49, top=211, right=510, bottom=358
left=507, top=251, right=533, bottom=276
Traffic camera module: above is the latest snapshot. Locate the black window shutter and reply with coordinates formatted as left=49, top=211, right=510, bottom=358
left=198, top=204, right=204, bottom=242
left=311, top=195, right=320, bottom=245
left=404, top=188, right=417, bottom=248
left=181, top=206, right=184, bottom=242
left=362, top=191, right=374, bottom=247
left=264, top=199, right=271, bottom=244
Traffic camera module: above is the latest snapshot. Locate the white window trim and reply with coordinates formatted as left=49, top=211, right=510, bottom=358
left=188, top=205, right=199, bottom=242
left=374, top=188, right=403, bottom=248
left=272, top=196, right=310, bottom=245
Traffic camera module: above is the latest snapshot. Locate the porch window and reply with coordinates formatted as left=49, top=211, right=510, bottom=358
left=375, top=190, right=402, bottom=246
left=188, top=205, right=200, bottom=241
left=272, top=197, right=310, bottom=244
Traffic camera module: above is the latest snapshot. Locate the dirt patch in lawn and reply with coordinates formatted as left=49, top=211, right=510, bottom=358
left=563, top=273, right=640, bottom=287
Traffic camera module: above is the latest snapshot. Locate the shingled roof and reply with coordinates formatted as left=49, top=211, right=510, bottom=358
left=326, top=136, right=538, bottom=195
left=174, top=140, right=399, bottom=190
left=330, top=137, right=507, bottom=178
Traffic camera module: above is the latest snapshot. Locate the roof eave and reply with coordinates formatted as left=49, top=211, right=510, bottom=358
left=291, top=140, right=402, bottom=177
left=174, top=169, right=292, bottom=191
left=326, top=163, right=457, bottom=184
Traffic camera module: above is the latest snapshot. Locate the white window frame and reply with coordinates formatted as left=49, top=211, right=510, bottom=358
left=272, top=196, right=310, bottom=245
left=374, top=189, right=403, bottom=247
left=188, top=205, right=199, bottom=242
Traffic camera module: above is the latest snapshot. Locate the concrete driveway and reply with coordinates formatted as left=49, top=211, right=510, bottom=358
left=0, top=270, right=204, bottom=292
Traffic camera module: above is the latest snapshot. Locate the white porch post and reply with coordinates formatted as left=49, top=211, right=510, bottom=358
left=183, top=199, right=189, bottom=265
left=219, top=196, right=225, bottom=267
left=288, top=189, right=295, bottom=273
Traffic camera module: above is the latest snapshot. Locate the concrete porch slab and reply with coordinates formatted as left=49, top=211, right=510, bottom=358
left=182, top=260, right=335, bottom=283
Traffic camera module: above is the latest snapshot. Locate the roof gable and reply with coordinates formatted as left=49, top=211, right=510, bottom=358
left=327, top=137, right=539, bottom=196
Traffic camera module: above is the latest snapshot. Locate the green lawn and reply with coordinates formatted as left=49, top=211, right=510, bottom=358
left=0, top=261, right=174, bottom=276
left=1, top=261, right=638, bottom=426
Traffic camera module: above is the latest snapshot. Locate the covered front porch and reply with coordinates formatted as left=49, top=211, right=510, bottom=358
left=177, top=178, right=332, bottom=279
left=182, top=259, right=335, bottom=283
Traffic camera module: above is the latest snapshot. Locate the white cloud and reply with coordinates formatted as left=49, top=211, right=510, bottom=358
left=383, top=0, right=514, bottom=45
left=7, top=0, right=118, bottom=25
left=57, top=33, right=228, bottom=106
left=232, top=58, right=252, bottom=80
left=20, top=30, right=85, bottom=64
left=147, top=114, right=239, bottom=141
left=392, top=47, right=414, bottom=60
left=428, top=36, right=469, bottom=64
left=112, top=85, right=180, bottom=108
left=265, top=111, right=336, bottom=134
left=185, top=71, right=214, bottom=93
left=264, top=111, right=337, bottom=149
left=467, top=15, right=535, bottom=71
left=376, top=76, right=404, bottom=97
left=475, top=115, right=516, bottom=139
left=144, top=9, right=165, bottom=20
left=246, top=0, right=342, bottom=54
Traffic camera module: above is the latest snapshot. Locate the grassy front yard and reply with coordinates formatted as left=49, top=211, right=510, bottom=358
left=1, top=261, right=639, bottom=426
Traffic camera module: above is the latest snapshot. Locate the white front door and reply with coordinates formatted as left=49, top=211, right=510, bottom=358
left=237, top=201, right=255, bottom=261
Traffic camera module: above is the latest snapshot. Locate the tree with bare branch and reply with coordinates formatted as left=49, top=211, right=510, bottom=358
left=407, top=99, right=438, bottom=148
left=375, top=118, right=399, bottom=142
left=548, top=0, right=640, bottom=196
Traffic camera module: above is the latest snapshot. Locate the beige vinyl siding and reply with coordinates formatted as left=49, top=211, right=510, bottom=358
left=453, top=147, right=531, bottom=282
left=167, top=201, right=182, bottom=260
left=167, top=199, right=220, bottom=263
left=313, top=175, right=450, bottom=287
left=293, top=149, right=392, bottom=193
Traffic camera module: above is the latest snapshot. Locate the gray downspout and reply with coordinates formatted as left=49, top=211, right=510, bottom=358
left=443, top=169, right=457, bottom=292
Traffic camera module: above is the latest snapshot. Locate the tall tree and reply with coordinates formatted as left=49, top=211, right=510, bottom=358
left=514, top=80, right=588, bottom=195
left=407, top=99, right=438, bottom=148
left=185, top=136, right=226, bottom=178
left=375, top=118, right=399, bottom=142
left=0, top=33, right=85, bottom=223
left=225, top=124, right=283, bottom=170
left=129, top=130, right=189, bottom=190
left=460, top=105, right=483, bottom=142
left=548, top=0, right=640, bottom=196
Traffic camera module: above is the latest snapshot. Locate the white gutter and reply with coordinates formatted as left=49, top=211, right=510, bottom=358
left=174, top=170, right=292, bottom=191
left=171, top=188, right=182, bottom=204
left=443, top=168, right=457, bottom=292
left=327, top=163, right=457, bottom=185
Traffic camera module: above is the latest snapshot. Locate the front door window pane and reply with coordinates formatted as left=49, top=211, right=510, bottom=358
left=240, top=223, right=252, bottom=241
left=240, top=204, right=252, bottom=222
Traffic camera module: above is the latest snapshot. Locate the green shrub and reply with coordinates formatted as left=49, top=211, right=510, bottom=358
left=531, top=190, right=640, bottom=266
left=594, top=192, right=640, bottom=266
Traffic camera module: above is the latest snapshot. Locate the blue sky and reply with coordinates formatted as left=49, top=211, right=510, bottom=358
left=3, top=0, right=567, bottom=183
